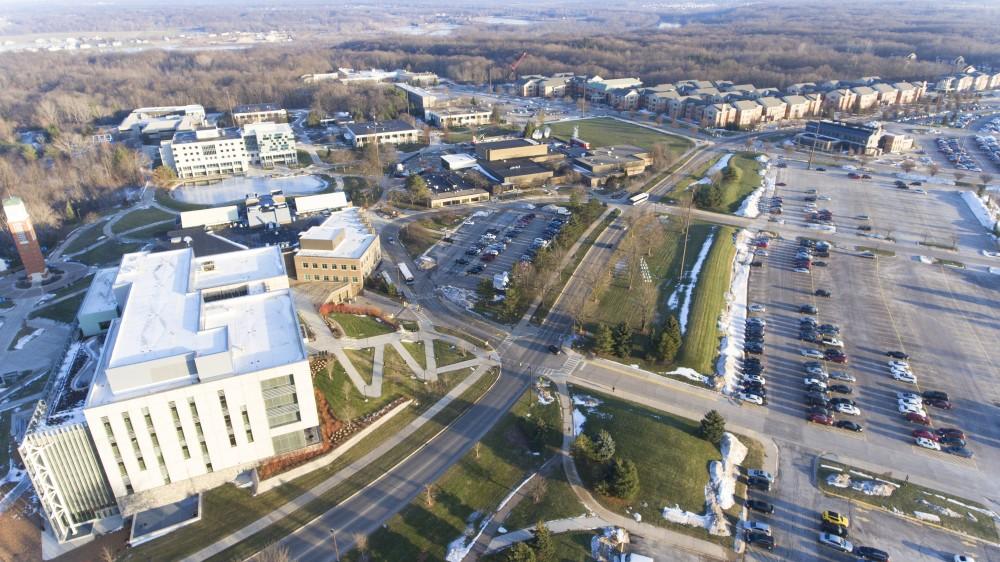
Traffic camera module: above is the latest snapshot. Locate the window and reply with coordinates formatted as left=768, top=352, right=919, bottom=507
left=321, top=263, right=328, bottom=269
left=260, top=375, right=301, bottom=428
left=241, top=406, right=254, bottom=443
left=341, top=264, right=347, bottom=270
left=204, top=284, right=249, bottom=303
left=218, top=390, right=237, bottom=447
left=271, top=430, right=307, bottom=454
left=188, top=398, right=212, bottom=471
left=169, top=402, right=191, bottom=459
left=122, top=412, right=146, bottom=471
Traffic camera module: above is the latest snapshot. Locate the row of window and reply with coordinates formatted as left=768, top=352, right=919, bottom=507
left=303, top=274, right=360, bottom=283
left=302, top=262, right=358, bottom=271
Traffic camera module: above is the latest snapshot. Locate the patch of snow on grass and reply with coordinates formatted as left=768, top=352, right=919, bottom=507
left=664, top=367, right=710, bottom=386
left=717, top=229, right=752, bottom=394
left=676, top=229, right=716, bottom=333
left=14, top=328, right=44, bottom=350
left=572, top=408, right=587, bottom=436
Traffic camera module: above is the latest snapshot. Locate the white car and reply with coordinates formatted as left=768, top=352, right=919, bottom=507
left=893, top=371, right=917, bottom=383
left=794, top=267, right=812, bottom=273
left=801, top=349, right=825, bottom=358
left=739, top=392, right=765, bottom=405
left=749, top=304, right=766, bottom=313
left=899, top=402, right=927, bottom=415
left=817, top=195, right=832, bottom=201
left=805, top=367, right=828, bottom=377
left=835, top=403, right=861, bottom=416
left=818, top=533, right=853, bottom=553
left=743, top=374, right=766, bottom=385
left=755, top=250, right=769, bottom=257
left=982, top=250, right=999, bottom=258
left=888, top=360, right=910, bottom=369
left=821, top=338, right=844, bottom=348
left=896, top=391, right=921, bottom=401
left=744, top=521, right=772, bottom=535
left=804, top=377, right=827, bottom=389
left=955, top=555, right=977, bottom=562
left=747, top=469, right=774, bottom=482
left=898, top=397, right=923, bottom=407
left=915, top=437, right=941, bottom=451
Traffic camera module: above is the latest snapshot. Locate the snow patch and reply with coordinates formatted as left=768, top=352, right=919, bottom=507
left=438, top=285, right=477, bottom=310
left=572, top=408, right=587, bottom=436
left=663, top=367, right=710, bottom=386
left=674, top=229, right=716, bottom=333
left=960, top=191, right=998, bottom=230
left=13, top=328, right=44, bottom=350
left=717, top=229, right=753, bottom=394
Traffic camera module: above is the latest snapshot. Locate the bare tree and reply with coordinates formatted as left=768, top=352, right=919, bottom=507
left=255, top=545, right=292, bottom=562
left=354, top=533, right=370, bottom=562
left=424, top=484, right=436, bottom=507
left=980, top=173, right=994, bottom=190
left=926, top=163, right=940, bottom=177
left=900, top=160, right=917, bottom=174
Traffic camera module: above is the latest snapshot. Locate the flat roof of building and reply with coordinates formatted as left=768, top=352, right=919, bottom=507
left=344, top=120, right=417, bottom=137
left=395, top=83, right=436, bottom=98
left=441, top=153, right=477, bottom=168
left=757, top=97, right=786, bottom=108
left=297, top=207, right=377, bottom=260
left=427, top=106, right=491, bottom=116
left=242, top=121, right=293, bottom=136
left=233, top=103, right=283, bottom=114
left=173, top=127, right=242, bottom=144
left=422, top=171, right=484, bottom=195
left=78, top=267, right=118, bottom=317
left=480, top=158, right=551, bottom=179
left=476, top=138, right=538, bottom=151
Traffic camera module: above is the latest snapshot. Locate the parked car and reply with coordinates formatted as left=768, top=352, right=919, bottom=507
left=801, top=348, right=825, bottom=359
left=744, top=521, right=772, bottom=535
left=807, top=413, right=834, bottom=425
left=822, top=511, right=849, bottom=527
left=905, top=412, right=931, bottom=425
left=854, top=545, right=890, bottom=561
left=744, top=530, right=775, bottom=550
left=834, top=420, right=863, bottom=432
left=739, top=392, right=766, bottom=405
left=745, top=499, right=774, bottom=514
left=800, top=304, right=818, bottom=314
left=818, top=533, right=853, bottom=553
left=915, top=437, right=941, bottom=450
left=828, top=384, right=852, bottom=394
left=886, top=350, right=910, bottom=359
left=943, top=446, right=974, bottom=458
left=922, top=390, right=950, bottom=401
left=925, top=399, right=953, bottom=410
left=835, top=403, right=861, bottom=416
left=821, top=520, right=849, bottom=536
left=747, top=475, right=771, bottom=491
left=936, top=427, right=966, bottom=439
left=749, top=304, right=766, bottom=313
left=939, top=436, right=967, bottom=447
left=912, top=429, right=939, bottom=441
left=815, top=289, right=831, bottom=297
left=828, top=371, right=855, bottom=382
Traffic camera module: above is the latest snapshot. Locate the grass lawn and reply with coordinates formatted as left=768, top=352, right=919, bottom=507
left=126, top=222, right=175, bottom=240
left=398, top=214, right=466, bottom=258
left=154, top=188, right=210, bottom=212
left=481, top=532, right=594, bottom=562
left=664, top=154, right=721, bottom=203
left=676, top=226, right=736, bottom=374
left=716, top=153, right=762, bottom=213
left=342, top=388, right=561, bottom=561
left=31, top=293, right=86, bottom=323
left=573, top=389, right=762, bottom=545
left=63, top=223, right=108, bottom=254
left=296, top=149, right=312, bottom=166
left=343, top=348, right=375, bottom=385
left=329, top=312, right=396, bottom=338
left=402, top=340, right=427, bottom=370
left=547, top=117, right=692, bottom=155
left=434, top=339, right=473, bottom=367
left=132, top=368, right=500, bottom=562
left=504, top=467, right=586, bottom=531
left=110, top=207, right=174, bottom=234
left=73, top=240, right=143, bottom=267
left=48, top=273, right=93, bottom=299
left=433, top=325, right=492, bottom=350
left=817, top=460, right=998, bottom=542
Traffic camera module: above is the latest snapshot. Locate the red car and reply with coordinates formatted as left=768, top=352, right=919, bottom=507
left=912, top=429, right=939, bottom=441
left=924, top=399, right=952, bottom=410
left=754, top=240, right=769, bottom=249
left=936, top=427, right=966, bottom=439
left=904, top=412, right=931, bottom=425
left=807, top=413, right=834, bottom=426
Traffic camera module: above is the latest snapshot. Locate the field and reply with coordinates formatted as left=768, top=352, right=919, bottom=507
left=547, top=117, right=692, bottom=155
left=63, top=222, right=109, bottom=254
left=573, top=389, right=763, bottom=545
left=110, top=207, right=174, bottom=234
left=129, top=369, right=501, bottom=562
left=73, top=240, right=143, bottom=266
left=398, top=213, right=466, bottom=258
left=433, top=339, right=473, bottom=367
left=503, top=467, right=585, bottom=531
left=481, top=532, right=593, bottom=562
left=663, top=154, right=721, bottom=203
left=817, top=459, right=998, bottom=542
left=342, top=389, right=561, bottom=561
left=31, top=293, right=86, bottom=323
left=401, top=340, right=427, bottom=369
left=329, top=312, right=396, bottom=338
left=676, top=226, right=737, bottom=374
left=714, top=153, right=762, bottom=213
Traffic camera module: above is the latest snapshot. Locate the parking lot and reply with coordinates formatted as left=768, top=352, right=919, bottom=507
left=423, top=205, right=569, bottom=293
left=772, top=162, right=995, bottom=254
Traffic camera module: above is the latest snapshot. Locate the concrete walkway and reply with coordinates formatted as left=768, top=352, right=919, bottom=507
left=484, top=516, right=606, bottom=553
left=183, top=361, right=499, bottom=562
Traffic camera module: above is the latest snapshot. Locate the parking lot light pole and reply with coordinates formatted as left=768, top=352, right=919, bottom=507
left=330, top=528, right=340, bottom=560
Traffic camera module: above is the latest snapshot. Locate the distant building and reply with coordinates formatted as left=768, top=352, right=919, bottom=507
left=425, top=106, right=492, bottom=128
left=232, top=103, right=287, bottom=126
left=421, top=171, right=491, bottom=208
left=245, top=191, right=292, bottom=228
left=294, top=208, right=381, bottom=302
left=395, top=83, right=438, bottom=116
left=159, top=128, right=250, bottom=179
left=3, top=196, right=47, bottom=280
left=343, top=120, right=420, bottom=148
left=474, top=139, right=548, bottom=162
left=757, top=97, right=788, bottom=123
left=293, top=192, right=350, bottom=216
left=118, top=105, right=206, bottom=144
left=241, top=122, right=297, bottom=168
left=879, top=133, right=914, bottom=154
left=77, top=267, right=119, bottom=336
left=573, top=145, right=651, bottom=187
left=301, top=68, right=438, bottom=86
left=179, top=206, right=240, bottom=230
left=849, top=86, right=879, bottom=111
left=798, top=120, right=886, bottom=155
left=732, top=100, right=763, bottom=129
left=478, top=158, right=554, bottom=191
left=441, top=153, right=478, bottom=171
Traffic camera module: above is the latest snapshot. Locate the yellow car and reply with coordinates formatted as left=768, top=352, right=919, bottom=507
left=822, top=510, right=849, bottom=528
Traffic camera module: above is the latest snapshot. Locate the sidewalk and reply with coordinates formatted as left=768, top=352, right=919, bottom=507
left=484, top=516, right=606, bottom=553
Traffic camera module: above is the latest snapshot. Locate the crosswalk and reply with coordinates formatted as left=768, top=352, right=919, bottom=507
left=539, top=354, right=584, bottom=381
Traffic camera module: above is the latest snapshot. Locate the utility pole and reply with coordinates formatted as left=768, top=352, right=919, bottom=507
left=678, top=197, right=694, bottom=281
left=806, top=121, right=820, bottom=170
left=330, top=528, right=340, bottom=560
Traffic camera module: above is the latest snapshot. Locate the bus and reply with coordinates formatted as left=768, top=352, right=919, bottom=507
left=628, top=192, right=650, bottom=206
left=398, top=262, right=415, bottom=284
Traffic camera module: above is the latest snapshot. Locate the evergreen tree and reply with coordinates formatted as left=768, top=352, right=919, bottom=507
left=405, top=174, right=430, bottom=203
left=699, top=410, right=727, bottom=446
left=592, top=429, right=616, bottom=462
left=506, top=542, right=537, bottom=562
left=694, top=183, right=723, bottom=210
left=571, top=433, right=594, bottom=459
left=594, top=323, right=614, bottom=355
left=531, top=521, right=555, bottom=561
left=609, top=457, right=640, bottom=499
left=524, top=121, right=537, bottom=139
left=656, top=315, right=682, bottom=363
left=611, top=322, right=632, bottom=357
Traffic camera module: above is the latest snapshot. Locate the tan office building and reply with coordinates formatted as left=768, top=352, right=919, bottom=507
left=294, top=207, right=382, bottom=303
left=474, top=139, right=548, bottom=161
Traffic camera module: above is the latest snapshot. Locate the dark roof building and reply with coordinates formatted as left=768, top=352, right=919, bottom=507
left=343, top=120, right=420, bottom=147
left=479, top=158, right=554, bottom=191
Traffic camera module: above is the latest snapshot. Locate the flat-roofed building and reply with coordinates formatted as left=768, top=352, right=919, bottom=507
left=479, top=158, right=554, bottom=191
left=77, top=267, right=120, bottom=337
left=474, top=138, right=548, bottom=161
left=395, top=83, right=438, bottom=116
left=573, top=145, right=651, bottom=187
left=159, top=127, right=249, bottom=179
left=425, top=106, right=492, bottom=128
left=343, top=120, right=420, bottom=148
left=294, top=207, right=381, bottom=302
left=119, top=105, right=205, bottom=144
left=293, top=191, right=350, bottom=216
left=422, top=171, right=490, bottom=208
left=879, top=133, right=914, bottom=153
left=232, top=103, right=287, bottom=126
left=798, top=120, right=884, bottom=155
left=242, top=122, right=297, bottom=168
left=441, top=153, right=478, bottom=170
left=245, top=191, right=292, bottom=228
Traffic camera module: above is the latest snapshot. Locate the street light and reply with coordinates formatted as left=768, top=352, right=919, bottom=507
left=330, top=528, right=341, bottom=560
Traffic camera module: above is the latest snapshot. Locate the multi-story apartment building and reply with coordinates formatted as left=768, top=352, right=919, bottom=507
left=159, top=128, right=249, bottom=179
left=871, top=83, right=899, bottom=105
left=242, top=122, right=297, bottom=168
left=732, top=100, right=763, bottom=129
left=425, top=106, right=492, bottom=128
left=232, top=103, right=287, bottom=126
left=608, top=88, right=641, bottom=110
left=294, top=207, right=382, bottom=303
left=850, top=86, right=879, bottom=111
left=21, top=246, right=321, bottom=543
left=516, top=74, right=574, bottom=98
left=757, top=97, right=788, bottom=123
left=782, top=95, right=813, bottom=119
left=343, top=120, right=420, bottom=148
left=702, top=103, right=737, bottom=128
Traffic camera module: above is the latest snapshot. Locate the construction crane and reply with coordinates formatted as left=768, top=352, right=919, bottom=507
left=509, top=51, right=529, bottom=80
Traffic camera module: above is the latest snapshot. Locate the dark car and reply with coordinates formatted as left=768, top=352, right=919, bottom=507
left=886, top=351, right=910, bottom=359
left=777, top=162, right=788, bottom=168
left=750, top=261, right=764, bottom=268
left=800, top=304, right=818, bottom=314
left=812, top=261, right=827, bottom=267
left=745, top=343, right=764, bottom=355
left=905, top=412, right=931, bottom=425
left=816, top=167, right=826, bottom=171
left=824, top=350, right=848, bottom=363
left=830, top=397, right=854, bottom=407
left=456, top=257, right=470, bottom=265
left=745, top=530, right=775, bottom=550
left=746, top=499, right=775, bottom=514
left=817, top=324, right=840, bottom=335
left=862, top=174, right=872, bottom=179
left=747, top=475, right=771, bottom=491
left=829, top=384, right=852, bottom=395
left=808, top=413, right=834, bottom=425
left=853, top=545, right=890, bottom=561
left=924, top=399, right=952, bottom=410
left=808, top=406, right=834, bottom=417
left=936, top=427, right=966, bottom=439
left=806, top=396, right=830, bottom=408
left=467, top=265, right=485, bottom=274
left=805, top=195, right=818, bottom=202
left=922, top=390, right=949, bottom=401
left=943, top=446, right=974, bottom=458
left=834, top=420, right=863, bottom=432
left=815, top=289, right=831, bottom=297
left=821, top=520, right=849, bottom=537
left=547, top=344, right=563, bottom=355
left=939, top=436, right=966, bottom=447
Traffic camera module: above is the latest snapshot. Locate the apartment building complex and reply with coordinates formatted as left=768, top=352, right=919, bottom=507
left=294, top=207, right=382, bottom=302
left=232, top=103, right=288, bottom=126
left=343, top=120, right=420, bottom=148
left=21, top=246, right=320, bottom=543
left=159, top=122, right=297, bottom=179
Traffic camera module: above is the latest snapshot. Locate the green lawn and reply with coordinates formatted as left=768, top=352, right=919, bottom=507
left=31, top=293, right=86, bottom=323
left=664, top=154, right=721, bottom=203
left=73, top=240, right=143, bottom=266
left=343, top=348, right=375, bottom=386
left=504, top=467, right=586, bottom=531
left=402, top=340, right=427, bottom=370
left=399, top=221, right=445, bottom=258
left=547, top=117, right=692, bottom=155
left=63, top=223, right=108, bottom=254
left=330, top=312, right=395, bottom=338
left=717, top=153, right=762, bottom=213
left=676, top=226, right=736, bottom=374
left=154, top=188, right=210, bottom=212
left=111, top=207, right=174, bottom=234
left=131, top=368, right=500, bottom=562
left=573, top=389, right=762, bottom=545
left=433, top=325, right=492, bottom=350
left=126, top=222, right=175, bottom=239
left=48, top=273, right=93, bottom=300
left=433, top=339, right=473, bottom=367
left=444, top=124, right=520, bottom=144
left=481, top=532, right=594, bottom=562
left=817, top=460, right=998, bottom=542
left=296, top=149, right=312, bottom=166
left=342, top=388, right=561, bottom=561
